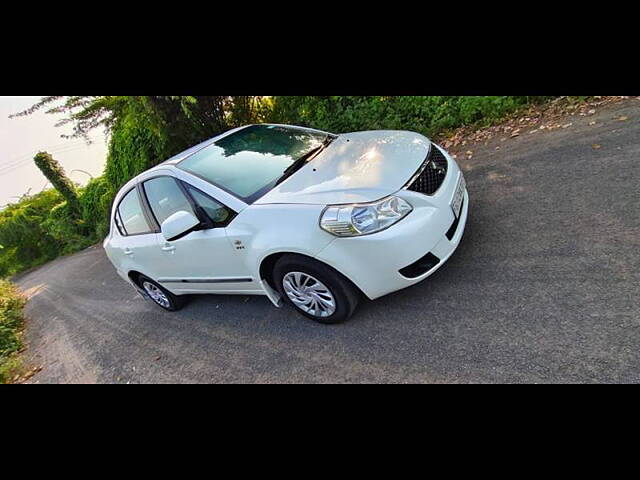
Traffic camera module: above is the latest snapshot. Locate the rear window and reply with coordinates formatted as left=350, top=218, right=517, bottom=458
left=177, top=125, right=328, bottom=203
left=116, top=188, right=151, bottom=236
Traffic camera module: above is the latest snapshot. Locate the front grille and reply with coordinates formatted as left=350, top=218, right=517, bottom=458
left=406, top=144, right=448, bottom=195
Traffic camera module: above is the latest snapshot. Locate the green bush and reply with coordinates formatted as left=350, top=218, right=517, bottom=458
left=79, top=176, right=114, bottom=241
left=0, top=190, right=65, bottom=277
left=0, top=177, right=116, bottom=277
left=268, top=96, right=554, bottom=137
left=42, top=201, right=93, bottom=254
left=0, top=279, right=26, bottom=383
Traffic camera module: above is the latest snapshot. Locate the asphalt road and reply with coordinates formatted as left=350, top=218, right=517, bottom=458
left=16, top=100, right=640, bottom=383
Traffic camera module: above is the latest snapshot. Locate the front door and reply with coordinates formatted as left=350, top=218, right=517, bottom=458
left=141, top=175, right=257, bottom=294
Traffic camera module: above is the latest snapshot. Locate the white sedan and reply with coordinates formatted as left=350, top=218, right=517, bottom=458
left=104, top=124, right=468, bottom=323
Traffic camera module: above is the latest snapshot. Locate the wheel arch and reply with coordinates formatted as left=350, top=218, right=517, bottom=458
left=258, top=251, right=364, bottom=297
left=259, top=252, right=290, bottom=291
left=127, top=269, right=182, bottom=297
left=127, top=270, right=163, bottom=291
left=127, top=270, right=143, bottom=286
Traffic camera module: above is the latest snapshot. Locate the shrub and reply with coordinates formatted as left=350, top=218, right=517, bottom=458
left=79, top=176, right=114, bottom=241
left=0, top=190, right=64, bottom=277
left=0, top=279, right=26, bottom=383
left=42, top=201, right=93, bottom=254
left=267, top=96, right=554, bottom=137
left=0, top=175, right=119, bottom=277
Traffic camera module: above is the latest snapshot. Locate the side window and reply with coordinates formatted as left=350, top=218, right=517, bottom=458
left=184, top=184, right=234, bottom=226
left=143, top=176, right=196, bottom=226
left=117, top=188, right=152, bottom=236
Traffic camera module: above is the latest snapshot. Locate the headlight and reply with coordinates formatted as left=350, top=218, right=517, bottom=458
left=320, top=196, right=413, bottom=237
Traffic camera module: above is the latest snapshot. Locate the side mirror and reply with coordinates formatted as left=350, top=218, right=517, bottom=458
left=161, top=211, right=200, bottom=241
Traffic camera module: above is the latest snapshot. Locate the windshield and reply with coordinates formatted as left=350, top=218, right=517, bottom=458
left=177, top=125, right=331, bottom=203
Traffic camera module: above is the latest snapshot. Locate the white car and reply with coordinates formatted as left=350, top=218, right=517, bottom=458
left=104, top=124, right=468, bottom=324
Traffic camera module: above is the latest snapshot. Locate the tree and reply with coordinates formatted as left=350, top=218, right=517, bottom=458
left=9, top=96, right=127, bottom=140
left=10, top=96, right=268, bottom=143
left=13, top=96, right=272, bottom=192
left=33, top=151, right=80, bottom=215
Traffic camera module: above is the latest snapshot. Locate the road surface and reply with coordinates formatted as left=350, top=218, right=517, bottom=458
left=16, top=100, right=640, bottom=383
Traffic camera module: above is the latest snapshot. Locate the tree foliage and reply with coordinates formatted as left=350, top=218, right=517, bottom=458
left=0, top=190, right=64, bottom=276
left=267, top=96, right=553, bottom=136
left=10, top=96, right=267, bottom=143
left=13, top=95, right=270, bottom=190
left=9, top=96, right=126, bottom=140
left=33, top=151, right=80, bottom=215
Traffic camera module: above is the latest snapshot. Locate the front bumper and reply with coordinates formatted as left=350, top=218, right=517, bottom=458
left=315, top=150, right=469, bottom=300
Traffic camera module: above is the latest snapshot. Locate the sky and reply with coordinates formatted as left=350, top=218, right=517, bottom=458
left=0, top=96, right=108, bottom=207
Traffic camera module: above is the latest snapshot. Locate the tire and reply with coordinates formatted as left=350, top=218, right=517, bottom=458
left=273, top=254, right=360, bottom=324
left=137, top=274, right=186, bottom=312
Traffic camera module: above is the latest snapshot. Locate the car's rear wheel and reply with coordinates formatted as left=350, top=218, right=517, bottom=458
left=137, top=274, right=185, bottom=311
left=273, top=255, right=360, bottom=324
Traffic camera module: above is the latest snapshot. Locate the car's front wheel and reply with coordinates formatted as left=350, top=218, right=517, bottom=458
left=137, top=275, right=185, bottom=312
left=273, top=255, right=360, bottom=324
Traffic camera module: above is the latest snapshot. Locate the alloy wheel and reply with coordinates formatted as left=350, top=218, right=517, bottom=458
left=142, top=281, right=170, bottom=309
left=282, top=271, right=336, bottom=318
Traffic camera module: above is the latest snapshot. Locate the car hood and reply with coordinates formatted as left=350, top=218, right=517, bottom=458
left=254, top=130, right=430, bottom=205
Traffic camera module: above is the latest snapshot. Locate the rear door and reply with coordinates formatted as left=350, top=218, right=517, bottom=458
left=107, top=186, right=163, bottom=280
left=140, top=175, right=257, bottom=294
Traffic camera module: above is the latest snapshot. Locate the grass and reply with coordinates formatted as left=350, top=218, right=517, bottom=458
left=0, top=279, right=26, bottom=383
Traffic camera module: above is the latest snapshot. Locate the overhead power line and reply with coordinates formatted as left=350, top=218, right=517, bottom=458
left=0, top=159, right=33, bottom=176
left=0, top=143, right=106, bottom=177
left=0, top=135, right=104, bottom=169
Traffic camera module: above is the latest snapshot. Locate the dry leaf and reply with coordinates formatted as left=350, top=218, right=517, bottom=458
left=592, top=144, right=601, bottom=149
left=618, top=116, right=628, bottom=121
left=562, top=123, right=573, bottom=129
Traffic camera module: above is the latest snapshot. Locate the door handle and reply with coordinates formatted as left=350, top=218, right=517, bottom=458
left=124, top=248, right=134, bottom=256
left=161, top=244, right=176, bottom=253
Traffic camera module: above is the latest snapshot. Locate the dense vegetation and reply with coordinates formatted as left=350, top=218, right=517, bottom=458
left=0, top=181, right=109, bottom=276
left=0, top=96, right=559, bottom=278
left=0, top=279, right=26, bottom=383
left=268, top=96, right=554, bottom=135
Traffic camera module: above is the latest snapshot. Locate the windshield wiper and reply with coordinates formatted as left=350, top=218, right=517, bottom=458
left=275, top=134, right=336, bottom=186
